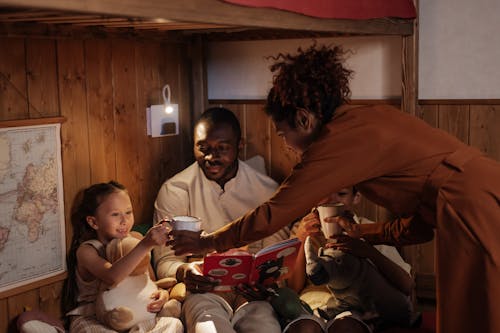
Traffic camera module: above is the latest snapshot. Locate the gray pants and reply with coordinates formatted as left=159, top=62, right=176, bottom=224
left=182, top=292, right=281, bottom=333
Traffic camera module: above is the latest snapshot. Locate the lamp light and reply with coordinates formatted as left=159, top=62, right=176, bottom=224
left=162, top=84, right=174, bottom=114
left=146, top=84, right=179, bottom=137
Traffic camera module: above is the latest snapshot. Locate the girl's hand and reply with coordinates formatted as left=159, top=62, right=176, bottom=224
left=147, top=289, right=169, bottom=313
left=295, top=212, right=321, bottom=242
left=142, top=223, right=170, bottom=247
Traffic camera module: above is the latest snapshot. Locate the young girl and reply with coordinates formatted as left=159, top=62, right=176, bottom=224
left=62, top=181, right=183, bottom=332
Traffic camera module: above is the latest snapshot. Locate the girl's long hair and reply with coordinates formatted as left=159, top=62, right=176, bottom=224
left=61, top=181, right=126, bottom=316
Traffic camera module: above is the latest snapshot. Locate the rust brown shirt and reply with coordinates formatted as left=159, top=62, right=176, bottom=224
left=210, top=104, right=474, bottom=251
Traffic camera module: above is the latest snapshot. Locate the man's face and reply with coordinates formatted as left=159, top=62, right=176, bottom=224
left=194, top=121, right=240, bottom=187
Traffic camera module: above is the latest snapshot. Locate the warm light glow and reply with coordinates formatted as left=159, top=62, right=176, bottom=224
left=165, top=105, right=174, bottom=114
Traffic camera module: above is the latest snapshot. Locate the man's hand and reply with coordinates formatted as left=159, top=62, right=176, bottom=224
left=168, top=230, right=215, bottom=256
left=233, top=283, right=275, bottom=302
left=181, top=263, right=218, bottom=293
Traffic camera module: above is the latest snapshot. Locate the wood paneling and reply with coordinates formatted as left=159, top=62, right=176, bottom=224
left=85, top=39, right=116, bottom=183
left=0, top=36, right=191, bottom=328
left=470, top=105, right=500, bottom=160
left=438, top=105, right=470, bottom=144
left=26, top=39, right=59, bottom=118
left=58, top=39, right=91, bottom=253
left=0, top=37, right=28, bottom=120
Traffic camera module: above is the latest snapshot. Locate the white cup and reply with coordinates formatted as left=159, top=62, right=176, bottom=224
left=171, top=215, right=202, bottom=232
left=316, top=203, right=345, bottom=240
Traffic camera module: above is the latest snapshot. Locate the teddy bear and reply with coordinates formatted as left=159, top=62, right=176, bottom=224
left=95, top=236, right=182, bottom=331
left=303, top=236, right=416, bottom=327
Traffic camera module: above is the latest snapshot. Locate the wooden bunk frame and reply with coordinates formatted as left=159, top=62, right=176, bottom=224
left=0, top=0, right=418, bottom=116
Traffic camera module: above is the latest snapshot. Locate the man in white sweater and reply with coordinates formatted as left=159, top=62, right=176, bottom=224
left=153, top=107, right=280, bottom=333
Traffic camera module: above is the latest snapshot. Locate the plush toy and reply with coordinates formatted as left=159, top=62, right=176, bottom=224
left=304, top=236, right=415, bottom=327
left=95, top=236, right=181, bottom=331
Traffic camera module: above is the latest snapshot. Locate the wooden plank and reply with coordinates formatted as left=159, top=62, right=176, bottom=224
left=189, top=36, right=208, bottom=120
left=0, top=298, right=8, bottom=333
left=167, top=42, right=193, bottom=170
left=402, top=104, right=438, bottom=278
left=356, top=196, right=378, bottom=222
left=469, top=105, right=500, bottom=161
left=269, top=123, right=299, bottom=183
left=438, top=104, right=470, bottom=144
left=0, top=37, right=29, bottom=121
left=401, top=0, right=418, bottom=117
left=210, top=99, right=401, bottom=105
left=244, top=104, right=272, bottom=174
left=84, top=39, right=116, bottom=183
left=420, top=104, right=438, bottom=127
left=26, top=38, right=59, bottom=118
left=0, top=0, right=414, bottom=35
left=57, top=39, right=90, bottom=251
left=420, top=99, right=500, bottom=105
left=0, top=116, right=65, bottom=128
left=174, top=42, right=195, bottom=170
left=134, top=40, right=169, bottom=225
left=7, top=289, right=38, bottom=325
left=39, top=280, right=64, bottom=320
left=112, top=39, right=143, bottom=220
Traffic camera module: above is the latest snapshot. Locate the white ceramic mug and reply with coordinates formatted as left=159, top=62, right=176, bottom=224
left=171, top=215, right=202, bottom=231
left=316, top=203, right=345, bottom=239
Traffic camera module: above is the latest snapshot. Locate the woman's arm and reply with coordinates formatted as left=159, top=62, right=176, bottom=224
left=338, top=214, right=434, bottom=246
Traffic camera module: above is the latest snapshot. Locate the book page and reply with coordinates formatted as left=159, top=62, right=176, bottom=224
left=250, top=238, right=300, bottom=285
left=203, top=250, right=253, bottom=290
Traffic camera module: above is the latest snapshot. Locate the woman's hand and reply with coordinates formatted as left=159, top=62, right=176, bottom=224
left=295, top=211, right=322, bottom=242
left=168, top=230, right=214, bottom=256
left=147, top=288, right=169, bottom=313
left=325, top=235, right=374, bottom=258
left=330, top=214, right=362, bottom=239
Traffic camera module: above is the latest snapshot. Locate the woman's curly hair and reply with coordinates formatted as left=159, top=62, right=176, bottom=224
left=265, top=44, right=353, bottom=127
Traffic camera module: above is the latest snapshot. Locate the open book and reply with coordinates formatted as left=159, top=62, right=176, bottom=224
left=202, top=238, right=301, bottom=291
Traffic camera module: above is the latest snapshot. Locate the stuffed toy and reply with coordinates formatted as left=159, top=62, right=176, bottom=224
left=95, top=236, right=181, bottom=331
left=304, top=236, right=416, bottom=327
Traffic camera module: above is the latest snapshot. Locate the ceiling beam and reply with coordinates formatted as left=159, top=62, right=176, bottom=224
left=0, top=0, right=414, bottom=35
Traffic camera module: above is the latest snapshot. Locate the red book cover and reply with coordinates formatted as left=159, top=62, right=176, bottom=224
left=203, top=238, right=301, bottom=291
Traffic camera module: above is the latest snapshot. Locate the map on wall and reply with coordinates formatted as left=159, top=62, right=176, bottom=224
left=0, top=123, right=66, bottom=293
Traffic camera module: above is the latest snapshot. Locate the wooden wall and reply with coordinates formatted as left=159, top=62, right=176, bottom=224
left=0, top=36, right=194, bottom=331
left=212, top=100, right=500, bottom=300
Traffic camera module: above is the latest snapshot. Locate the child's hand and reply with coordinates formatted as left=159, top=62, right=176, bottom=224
left=143, top=223, right=170, bottom=247
left=147, top=289, right=168, bottom=313
left=295, top=211, right=321, bottom=242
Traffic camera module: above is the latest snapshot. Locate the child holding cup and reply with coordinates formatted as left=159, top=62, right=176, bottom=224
left=282, top=187, right=415, bottom=333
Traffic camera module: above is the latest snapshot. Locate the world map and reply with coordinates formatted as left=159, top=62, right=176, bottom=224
left=0, top=123, right=65, bottom=293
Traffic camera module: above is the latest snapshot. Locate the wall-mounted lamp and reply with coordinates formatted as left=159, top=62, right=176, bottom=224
left=146, top=84, right=179, bottom=137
